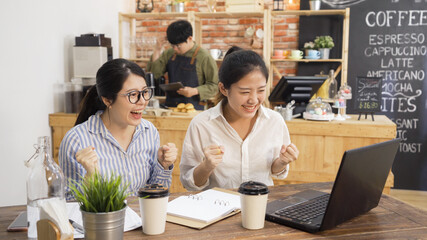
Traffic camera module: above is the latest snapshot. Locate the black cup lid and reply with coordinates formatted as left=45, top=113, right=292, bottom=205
left=138, top=184, right=169, bottom=198
left=238, top=181, right=269, bottom=195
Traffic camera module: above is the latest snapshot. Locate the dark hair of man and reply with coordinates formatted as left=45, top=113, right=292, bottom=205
left=166, top=20, right=193, bottom=45
left=215, top=50, right=268, bottom=104
left=75, top=58, right=146, bottom=126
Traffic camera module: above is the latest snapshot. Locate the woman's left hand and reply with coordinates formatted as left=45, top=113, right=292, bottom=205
left=158, top=143, right=178, bottom=170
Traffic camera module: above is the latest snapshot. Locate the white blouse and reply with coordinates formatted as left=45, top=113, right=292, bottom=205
left=180, top=101, right=291, bottom=191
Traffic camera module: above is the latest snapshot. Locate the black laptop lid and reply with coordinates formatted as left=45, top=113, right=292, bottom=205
left=320, top=139, right=400, bottom=230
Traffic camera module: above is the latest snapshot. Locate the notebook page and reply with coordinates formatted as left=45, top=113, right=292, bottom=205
left=167, top=189, right=241, bottom=223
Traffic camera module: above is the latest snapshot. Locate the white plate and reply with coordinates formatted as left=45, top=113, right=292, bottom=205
left=303, top=112, right=334, bottom=121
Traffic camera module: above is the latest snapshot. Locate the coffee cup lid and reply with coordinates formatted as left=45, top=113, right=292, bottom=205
left=138, top=184, right=169, bottom=198
left=238, top=181, right=269, bottom=195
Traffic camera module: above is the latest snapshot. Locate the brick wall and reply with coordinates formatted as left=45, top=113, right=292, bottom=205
left=133, top=0, right=300, bottom=86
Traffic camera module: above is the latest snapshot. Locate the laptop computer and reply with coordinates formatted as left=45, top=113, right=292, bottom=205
left=265, top=139, right=400, bottom=233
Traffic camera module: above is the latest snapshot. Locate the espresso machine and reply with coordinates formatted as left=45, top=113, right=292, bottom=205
left=65, top=34, right=112, bottom=113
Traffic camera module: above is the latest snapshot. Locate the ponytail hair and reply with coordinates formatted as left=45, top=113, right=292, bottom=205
left=74, top=58, right=146, bottom=126
left=74, top=86, right=105, bottom=125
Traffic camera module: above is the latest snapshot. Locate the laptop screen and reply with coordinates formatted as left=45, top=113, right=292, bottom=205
left=320, top=139, right=400, bottom=230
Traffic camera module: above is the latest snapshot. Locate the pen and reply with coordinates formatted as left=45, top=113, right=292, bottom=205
left=69, top=219, right=84, bottom=234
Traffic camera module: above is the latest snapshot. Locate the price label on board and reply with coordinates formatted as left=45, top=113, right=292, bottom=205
left=354, top=77, right=382, bottom=113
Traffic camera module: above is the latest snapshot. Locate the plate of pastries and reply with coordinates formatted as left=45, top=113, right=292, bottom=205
left=171, top=103, right=199, bottom=116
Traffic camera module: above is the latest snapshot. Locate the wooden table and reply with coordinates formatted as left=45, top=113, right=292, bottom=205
left=2, top=182, right=426, bottom=239
left=49, top=113, right=396, bottom=193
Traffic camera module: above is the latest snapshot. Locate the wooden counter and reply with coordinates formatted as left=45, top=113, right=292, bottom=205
left=49, top=113, right=396, bottom=194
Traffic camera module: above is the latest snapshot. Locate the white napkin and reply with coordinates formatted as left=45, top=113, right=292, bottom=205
left=39, top=198, right=74, bottom=240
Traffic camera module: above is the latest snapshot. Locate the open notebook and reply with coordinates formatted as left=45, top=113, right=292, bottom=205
left=167, top=188, right=241, bottom=228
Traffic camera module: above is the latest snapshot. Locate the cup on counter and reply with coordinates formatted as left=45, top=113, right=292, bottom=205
left=138, top=184, right=169, bottom=235
left=238, top=181, right=269, bottom=230
left=307, top=49, right=320, bottom=58
left=291, top=50, right=303, bottom=59
left=210, top=49, right=222, bottom=60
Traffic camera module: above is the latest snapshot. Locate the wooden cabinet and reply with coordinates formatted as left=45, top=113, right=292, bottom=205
left=49, top=113, right=396, bottom=193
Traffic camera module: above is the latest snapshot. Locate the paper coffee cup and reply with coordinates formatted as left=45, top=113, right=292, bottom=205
left=238, top=181, right=269, bottom=230
left=138, top=184, right=169, bottom=235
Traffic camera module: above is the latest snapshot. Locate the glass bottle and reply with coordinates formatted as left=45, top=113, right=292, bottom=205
left=25, top=136, right=65, bottom=239
left=328, top=69, right=338, bottom=100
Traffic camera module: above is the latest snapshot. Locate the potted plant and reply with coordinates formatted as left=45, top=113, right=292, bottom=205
left=309, top=0, right=321, bottom=11
left=303, top=41, right=316, bottom=56
left=70, top=172, right=129, bottom=240
left=314, top=35, right=334, bottom=59
left=173, top=0, right=188, bottom=12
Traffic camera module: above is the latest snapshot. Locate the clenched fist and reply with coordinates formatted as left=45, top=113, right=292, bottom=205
left=75, top=146, right=99, bottom=176
left=202, top=145, right=225, bottom=171
left=158, top=143, right=178, bottom=170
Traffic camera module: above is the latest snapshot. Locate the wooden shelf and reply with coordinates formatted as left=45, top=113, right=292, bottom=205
left=271, top=9, right=347, bottom=16
left=119, top=9, right=350, bottom=107
left=120, top=12, right=188, bottom=20
left=271, top=58, right=343, bottom=63
left=195, top=12, right=264, bottom=18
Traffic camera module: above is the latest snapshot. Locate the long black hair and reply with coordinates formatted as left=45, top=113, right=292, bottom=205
left=215, top=50, right=268, bottom=104
left=75, top=58, right=146, bottom=126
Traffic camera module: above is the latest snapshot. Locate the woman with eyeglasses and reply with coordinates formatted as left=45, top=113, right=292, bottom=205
left=59, top=58, right=178, bottom=199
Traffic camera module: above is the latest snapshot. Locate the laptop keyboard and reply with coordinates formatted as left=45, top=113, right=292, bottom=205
left=275, top=194, right=330, bottom=224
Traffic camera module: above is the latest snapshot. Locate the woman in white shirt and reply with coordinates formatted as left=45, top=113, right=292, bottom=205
left=180, top=49, right=299, bottom=191
left=59, top=59, right=177, bottom=199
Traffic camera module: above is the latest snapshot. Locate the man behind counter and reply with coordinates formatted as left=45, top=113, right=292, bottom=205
left=147, top=20, right=218, bottom=110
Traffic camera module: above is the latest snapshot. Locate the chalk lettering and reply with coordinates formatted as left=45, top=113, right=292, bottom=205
left=380, top=57, right=414, bottom=68
left=364, top=45, right=427, bottom=57
left=366, top=10, right=427, bottom=27
left=399, top=142, right=422, bottom=153
left=367, top=69, right=425, bottom=81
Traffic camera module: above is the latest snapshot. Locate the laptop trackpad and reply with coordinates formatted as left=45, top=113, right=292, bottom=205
left=266, top=189, right=326, bottom=213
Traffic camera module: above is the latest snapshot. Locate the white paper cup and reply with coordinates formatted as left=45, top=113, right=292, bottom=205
left=138, top=184, right=169, bottom=235
left=238, top=181, right=269, bottom=230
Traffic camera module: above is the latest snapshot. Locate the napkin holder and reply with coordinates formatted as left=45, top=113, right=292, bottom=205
left=37, top=219, right=74, bottom=240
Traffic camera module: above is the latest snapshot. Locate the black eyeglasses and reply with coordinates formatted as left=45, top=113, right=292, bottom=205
left=120, top=88, right=154, bottom=104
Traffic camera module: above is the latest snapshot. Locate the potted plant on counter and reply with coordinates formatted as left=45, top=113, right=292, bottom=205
left=70, top=172, right=129, bottom=240
left=314, top=36, right=334, bottom=59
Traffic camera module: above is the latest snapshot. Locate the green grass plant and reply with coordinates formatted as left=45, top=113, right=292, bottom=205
left=70, top=172, right=130, bottom=213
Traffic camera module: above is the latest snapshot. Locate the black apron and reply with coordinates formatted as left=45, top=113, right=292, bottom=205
left=165, top=46, right=204, bottom=110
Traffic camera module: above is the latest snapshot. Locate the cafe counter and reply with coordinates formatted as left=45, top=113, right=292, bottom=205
left=49, top=113, right=396, bottom=193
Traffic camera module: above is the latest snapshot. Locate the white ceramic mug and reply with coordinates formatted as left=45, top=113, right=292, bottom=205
left=291, top=50, right=303, bottom=58
left=138, top=184, right=169, bottom=235
left=238, top=181, right=269, bottom=230
left=210, top=49, right=222, bottom=59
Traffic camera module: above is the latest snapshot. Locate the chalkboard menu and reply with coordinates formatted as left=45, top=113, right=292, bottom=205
left=354, top=77, right=382, bottom=113
left=344, top=0, right=427, bottom=191
left=299, top=0, right=427, bottom=191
